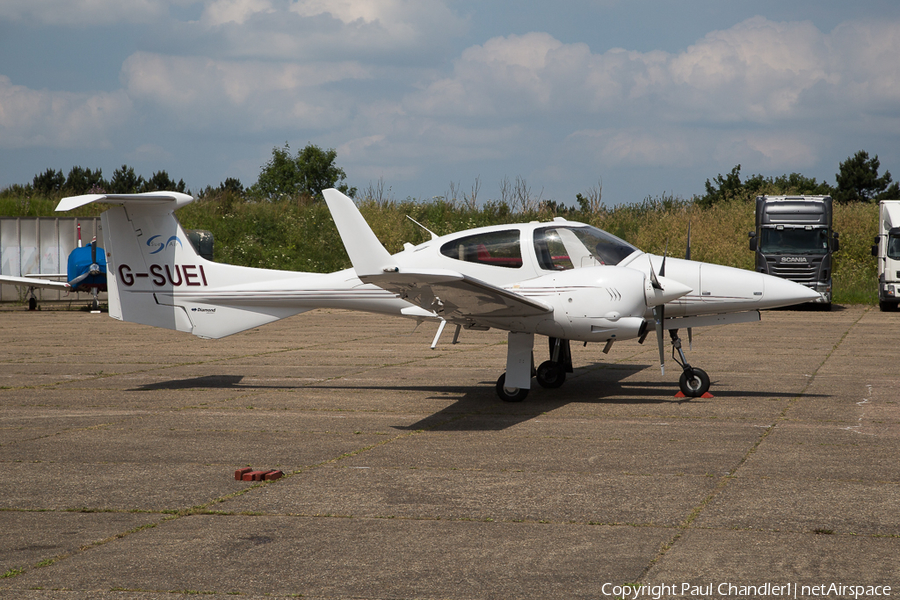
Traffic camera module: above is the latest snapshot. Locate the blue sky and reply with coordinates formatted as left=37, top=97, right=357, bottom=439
left=1, top=0, right=899, bottom=206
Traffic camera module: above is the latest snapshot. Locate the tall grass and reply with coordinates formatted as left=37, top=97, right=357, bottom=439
left=5, top=189, right=880, bottom=305
left=833, top=201, right=878, bottom=304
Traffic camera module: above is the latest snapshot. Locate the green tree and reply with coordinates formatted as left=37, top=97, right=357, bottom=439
left=698, top=165, right=835, bottom=208
left=698, top=165, right=752, bottom=207
left=768, top=172, right=833, bottom=196
left=33, top=168, right=65, bottom=196
left=833, top=150, right=899, bottom=202
left=250, top=142, right=356, bottom=201
left=220, top=177, right=244, bottom=194
left=65, top=166, right=106, bottom=195
left=142, top=170, right=186, bottom=193
left=109, top=165, right=145, bottom=194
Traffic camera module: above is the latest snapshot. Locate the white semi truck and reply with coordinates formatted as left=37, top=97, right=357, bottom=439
left=871, top=200, right=900, bottom=311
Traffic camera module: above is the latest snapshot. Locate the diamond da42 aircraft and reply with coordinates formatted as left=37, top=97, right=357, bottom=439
left=55, top=189, right=819, bottom=401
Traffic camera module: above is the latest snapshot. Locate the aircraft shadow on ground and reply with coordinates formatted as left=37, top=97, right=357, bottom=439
left=131, top=374, right=250, bottom=391
left=129, top=365, right=826, bottom=432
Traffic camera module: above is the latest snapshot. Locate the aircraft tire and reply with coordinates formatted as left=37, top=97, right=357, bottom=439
left=496, top=374, right=529, bottom=402
left=536, top=360, right=566, bottom=389
left=679, top=367, right=710, bottom=398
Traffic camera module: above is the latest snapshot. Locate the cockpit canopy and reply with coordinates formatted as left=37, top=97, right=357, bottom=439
left=533, top=225, right=637, bottom=269
left=438, top=224, right=637, bottom=271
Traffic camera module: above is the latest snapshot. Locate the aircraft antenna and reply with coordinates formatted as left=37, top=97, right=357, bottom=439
left=406, top=215, right=438, bottom=240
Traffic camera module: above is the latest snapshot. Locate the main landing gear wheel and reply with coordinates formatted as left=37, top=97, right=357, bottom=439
left=536, top=360, right=566, bottom=389
left=496, top=374, right=529, bottom=402
left=678, top=367, right=710, bottom=398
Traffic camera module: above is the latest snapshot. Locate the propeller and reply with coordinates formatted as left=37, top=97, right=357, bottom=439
left=685, top=222, right=693, bottom=349
left=89, top=237, right=100, bottom=276
left=645, top=240, right=696, bottom=374
left=685, top=221, right=691, bottom=261
left=648, top=226, right=696, bottom=375
left=649, top=243, right=669, bottom=375
left=68, top=237, right=101, bottom=288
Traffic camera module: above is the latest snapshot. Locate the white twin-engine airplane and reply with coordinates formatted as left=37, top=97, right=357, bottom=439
left=56, top=189, right=819, bottom=401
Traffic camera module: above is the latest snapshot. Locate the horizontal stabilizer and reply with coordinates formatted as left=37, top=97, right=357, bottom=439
left=0, top=274, right=69, bottom=291
left=57, top=192, right=194, bottom=213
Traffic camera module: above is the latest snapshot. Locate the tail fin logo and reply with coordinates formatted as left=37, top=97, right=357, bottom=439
left=147, top=235, right=183, bottom=254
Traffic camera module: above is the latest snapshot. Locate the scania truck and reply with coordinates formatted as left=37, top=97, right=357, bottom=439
left=748, top=195, right=839, bottom=309
left=871, top=200, right=900, bottom=311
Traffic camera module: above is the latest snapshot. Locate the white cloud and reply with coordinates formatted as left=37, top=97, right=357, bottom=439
left=290, top=0, right=399, bottom=24
left=193, top=0, right=466, bottom=62
left=120, top=52, right=370, bottom=131
left=288, top=0, right=464, bottom=38
left=0, top=0, right=174, bottom=25
left=0, top=76, right=132, bottom=148
left=201, top=0, right=274, bottom=26
left=413, top=17, right=900, bottom=119
left=400, top=16, right=900, bottom=174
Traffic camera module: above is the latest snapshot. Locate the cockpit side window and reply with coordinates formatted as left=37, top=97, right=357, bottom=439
left=533, top=226, right=637, bottom=270
left=439, top=230, right=523, bottom=268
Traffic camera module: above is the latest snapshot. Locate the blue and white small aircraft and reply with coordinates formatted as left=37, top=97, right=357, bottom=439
left=53, top=189, right=818, bottom=401
left=0, top=224, right=107, bottom=312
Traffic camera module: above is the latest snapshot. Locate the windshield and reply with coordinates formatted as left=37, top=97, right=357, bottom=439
left=888, top=234, right=900, bottom=260
left=533, top=225, right=637, bottom=270
left=759, top=228, right=829, bottom=255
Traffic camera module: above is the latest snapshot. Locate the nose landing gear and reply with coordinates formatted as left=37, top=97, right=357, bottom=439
left=669, top=329, right=710, bottom=397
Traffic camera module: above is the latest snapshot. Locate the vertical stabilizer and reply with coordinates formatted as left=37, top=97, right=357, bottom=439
left=322, top=188, right=396, bottom=276
left=101, top=203, right=200, bottom=333
left=61, top=193, right=318, bottom=338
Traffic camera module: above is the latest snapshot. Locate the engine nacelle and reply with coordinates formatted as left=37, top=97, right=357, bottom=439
left=523, top=266, right=654, bottom=343
left=565, top=315, right=647, bottom=343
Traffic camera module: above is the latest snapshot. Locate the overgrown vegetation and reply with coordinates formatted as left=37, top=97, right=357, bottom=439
left=0, top=187, right=878, bottom=305
left=0, top=147, right=890, bottom=305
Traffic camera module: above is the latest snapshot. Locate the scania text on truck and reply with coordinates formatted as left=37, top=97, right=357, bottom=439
left=871, top=200, right=900, bottom=311
left=748, top=195, right=839, bottom=309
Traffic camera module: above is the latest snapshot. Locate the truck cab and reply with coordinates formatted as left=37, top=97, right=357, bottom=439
left=748, top=195, right=838, bottom=308
left=871, top=200, right=900, bottom=311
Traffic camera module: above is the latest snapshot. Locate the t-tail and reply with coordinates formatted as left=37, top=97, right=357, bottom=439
left=56, top=192, right=406, bottom=339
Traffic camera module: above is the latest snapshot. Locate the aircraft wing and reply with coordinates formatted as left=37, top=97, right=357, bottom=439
left=322, top=187, right=551, bottom=323
left=0, top=274, right=70, bottom=291
left=360, top=270, right=552, bottom=322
